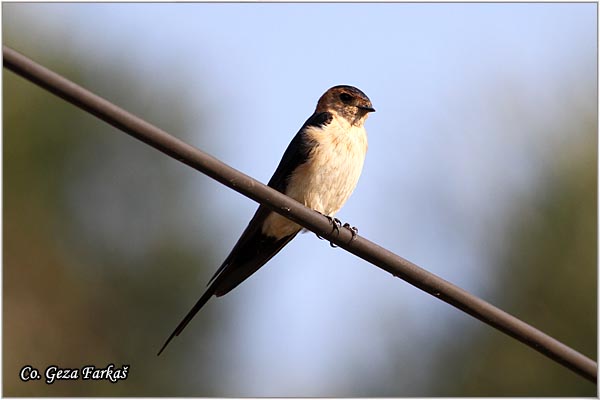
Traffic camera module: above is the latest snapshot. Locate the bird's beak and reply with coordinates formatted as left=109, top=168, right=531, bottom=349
left=359, top=105, right=376, bottom=113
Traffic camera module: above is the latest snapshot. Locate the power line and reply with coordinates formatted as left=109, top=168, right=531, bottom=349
left=3, top=45, right=596, bottom=383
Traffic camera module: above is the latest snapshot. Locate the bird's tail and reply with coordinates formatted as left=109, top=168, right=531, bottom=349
left=157, top=286, right=215, bottom=356
left=157, top=229, right=298, bottom=355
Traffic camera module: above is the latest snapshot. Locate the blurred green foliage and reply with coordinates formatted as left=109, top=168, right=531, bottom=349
left=3, top=10, right=597, bottom=397
left=3, top=44, right=225, bottom=395
left=416, top=92, right=597, bottom=396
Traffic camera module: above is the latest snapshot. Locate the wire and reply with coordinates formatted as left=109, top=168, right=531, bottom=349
left=3, top=45, right=596, bottom=383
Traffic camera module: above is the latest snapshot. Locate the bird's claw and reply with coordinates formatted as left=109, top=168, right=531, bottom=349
left=343, top=223, right=359, bottom=242
left=328, top=217, right=342, bottom=234
left=314, top=212, right=358, bottom=247
left=325, top=216, right=342, bottom=247
left=315, top=212, right=343, bottom=247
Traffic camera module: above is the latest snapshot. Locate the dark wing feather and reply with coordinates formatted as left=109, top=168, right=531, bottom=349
left=207, top=111, right=332, bottom=289
left=158, top=111, right=332, bottom=355
left=212, top=231, right=298, bottom=296
left=266, top=111, right=332, bottom=191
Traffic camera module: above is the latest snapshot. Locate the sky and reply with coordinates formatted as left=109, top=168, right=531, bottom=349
left=4, top=2, right=597, bottom=396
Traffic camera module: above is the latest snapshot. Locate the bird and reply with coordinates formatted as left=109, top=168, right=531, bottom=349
left=158, top=85, right=375, bottom=355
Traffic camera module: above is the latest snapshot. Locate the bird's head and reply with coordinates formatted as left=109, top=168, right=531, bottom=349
left=316, top=85, right=375, bottom=126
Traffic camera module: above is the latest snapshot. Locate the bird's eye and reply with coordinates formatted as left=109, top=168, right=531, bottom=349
left=339, top=93, right=352, bottom=103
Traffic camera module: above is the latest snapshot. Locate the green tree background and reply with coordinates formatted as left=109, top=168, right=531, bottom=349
left=3, top=5, right=596, bottom=396
left=4, top=29, right=230, bottom=396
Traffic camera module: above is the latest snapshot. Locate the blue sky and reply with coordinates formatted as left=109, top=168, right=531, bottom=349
left=4, top=3, right=596, bottom=395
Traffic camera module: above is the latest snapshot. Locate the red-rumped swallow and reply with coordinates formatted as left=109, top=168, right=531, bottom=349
left=158, top=85, right=375, bottom=355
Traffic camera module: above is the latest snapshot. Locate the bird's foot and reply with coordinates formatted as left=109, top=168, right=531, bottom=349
left=326, top=216, right=342, bottom=247
left=315, top=212, right=342, bottom=247
left=343, top=223, right=359, bottom=242
left=328, top=217, right=343, bottom=233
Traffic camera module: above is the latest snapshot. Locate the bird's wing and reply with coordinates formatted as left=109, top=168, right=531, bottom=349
left=158, top=111, right=332, bottom=355
left=206, top=111, right=333, bottom=293
left=266, top=111, right=332, bottom=190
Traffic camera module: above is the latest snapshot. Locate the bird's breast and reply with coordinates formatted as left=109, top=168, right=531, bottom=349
left=262, top=118, right=368, bottom=239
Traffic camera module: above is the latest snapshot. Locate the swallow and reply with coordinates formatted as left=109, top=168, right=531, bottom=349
left=158, top=85, right=375, bottom=355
